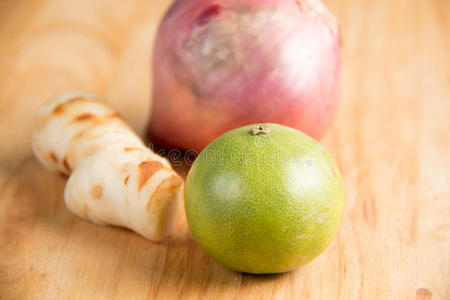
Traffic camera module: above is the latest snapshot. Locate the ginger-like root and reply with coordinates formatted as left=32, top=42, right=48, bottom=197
left=32, top=92, right=184, bottom=242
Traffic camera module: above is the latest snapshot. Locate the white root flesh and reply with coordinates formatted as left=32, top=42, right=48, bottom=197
left=32, top=92, right=184, bottom=242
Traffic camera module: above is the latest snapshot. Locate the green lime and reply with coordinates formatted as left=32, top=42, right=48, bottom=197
left=185, top=124, right=344, bottom=274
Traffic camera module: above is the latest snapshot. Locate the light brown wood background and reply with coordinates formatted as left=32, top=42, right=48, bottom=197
left=0, top=0, right=449, bottom=299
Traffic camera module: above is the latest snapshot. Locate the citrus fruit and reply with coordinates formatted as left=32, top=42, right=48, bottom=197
left=185, top=123, right=345, bottom=274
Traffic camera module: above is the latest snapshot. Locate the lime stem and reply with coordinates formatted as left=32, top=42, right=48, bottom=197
left=250, top=125, right=270, bottom=135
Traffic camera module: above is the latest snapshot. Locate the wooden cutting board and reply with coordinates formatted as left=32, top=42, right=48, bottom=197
left=0, top=0, right=449, bottom=299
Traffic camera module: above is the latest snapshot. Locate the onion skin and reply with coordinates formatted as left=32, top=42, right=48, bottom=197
left=149, top=0, right=341, bottom=151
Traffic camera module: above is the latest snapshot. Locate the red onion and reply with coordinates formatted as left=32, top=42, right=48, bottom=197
left=149, top=0, right=341, bottom=151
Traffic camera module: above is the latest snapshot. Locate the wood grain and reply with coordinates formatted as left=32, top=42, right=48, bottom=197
left=0, top=0, right=449, bottom=299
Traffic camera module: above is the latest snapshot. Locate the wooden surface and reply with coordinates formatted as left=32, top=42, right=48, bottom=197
left=0, top=0, right=449, bottom=299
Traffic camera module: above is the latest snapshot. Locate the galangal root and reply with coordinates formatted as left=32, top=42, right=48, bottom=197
left=32, top=92, right=184, bottom=242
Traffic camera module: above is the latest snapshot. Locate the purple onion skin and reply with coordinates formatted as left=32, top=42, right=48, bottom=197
left=149, top=0, right=341, bottom=151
